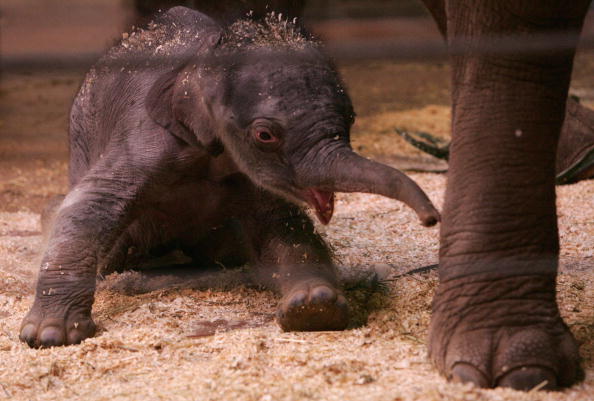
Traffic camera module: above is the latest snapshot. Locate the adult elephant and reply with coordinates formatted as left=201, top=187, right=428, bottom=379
left=421, top=0, right=591, bottom=391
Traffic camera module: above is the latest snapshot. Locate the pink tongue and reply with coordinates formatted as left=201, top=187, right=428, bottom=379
left=308, top=189, right=335, bottom=225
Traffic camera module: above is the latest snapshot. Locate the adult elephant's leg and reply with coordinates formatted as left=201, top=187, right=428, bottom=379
left=429, top=0, right=590, bottom=391
left=421, top=0, right=594, bottom=183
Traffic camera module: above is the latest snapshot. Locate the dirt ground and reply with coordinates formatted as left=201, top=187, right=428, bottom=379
left=1, top=3, right=594, bottom=400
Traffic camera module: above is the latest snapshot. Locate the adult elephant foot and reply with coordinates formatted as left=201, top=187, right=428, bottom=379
left=276, top=278, right=348, bottom=331
left=428, top=273, right=582, bottom=390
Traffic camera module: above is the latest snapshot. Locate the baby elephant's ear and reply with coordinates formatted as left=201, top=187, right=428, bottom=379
left=146, top=68, right=200, bottom=146
left=146, top=7, right=222, bottom=150
left=147, top=67, right=222, bottom=154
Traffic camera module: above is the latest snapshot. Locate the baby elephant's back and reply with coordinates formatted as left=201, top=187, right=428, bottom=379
left=102, top=6, right=221, bottom=68
left=68, top=6, right=222, bottom=186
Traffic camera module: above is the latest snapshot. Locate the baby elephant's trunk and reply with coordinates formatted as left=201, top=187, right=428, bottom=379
left=313, top=149, right=440, bottom=227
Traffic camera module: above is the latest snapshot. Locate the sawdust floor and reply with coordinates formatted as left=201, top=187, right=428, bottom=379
left=0, top=56, right=593, bottom=400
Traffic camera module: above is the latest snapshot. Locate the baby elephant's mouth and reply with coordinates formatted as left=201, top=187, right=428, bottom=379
left=302, top=188, right=335, bottom=225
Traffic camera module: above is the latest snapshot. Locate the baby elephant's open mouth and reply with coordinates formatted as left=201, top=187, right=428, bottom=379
left=302, top=188, right=335, bottom=225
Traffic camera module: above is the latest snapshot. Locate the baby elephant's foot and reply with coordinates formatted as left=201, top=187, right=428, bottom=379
left=429, top=273, right=582, bottom=390
left=277, top=279, right=348, bottom=331
left=20, top=298, right=96, bottom=348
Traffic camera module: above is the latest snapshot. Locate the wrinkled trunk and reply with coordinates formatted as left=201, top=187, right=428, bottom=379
left=300, top=147, right=440, bottom=227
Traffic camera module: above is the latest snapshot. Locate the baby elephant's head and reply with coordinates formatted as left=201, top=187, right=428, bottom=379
left=149, top=17, right=439, bottom=226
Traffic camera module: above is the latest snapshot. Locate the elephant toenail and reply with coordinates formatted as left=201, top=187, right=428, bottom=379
left=68, top=328, right=88, bottom=345
left=288, top=292, right=307, bottom=309
left=39, top=326, right=65, bottom=347
left=19, top=324, right=37, bottom=346
left=451, top=363, right=490, bottom=388
left=497, top=366, right=557, bottom=391
left=310, top=286, right=336, bottom=304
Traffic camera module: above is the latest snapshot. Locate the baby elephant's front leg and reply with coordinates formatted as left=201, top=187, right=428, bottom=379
left=20, top=175, right=139, bottom=347
left=20, top=259, right=97, bottom=348
left=256, top=214, right=348, bottom=331
left=276, top=263, right=349, bottom=331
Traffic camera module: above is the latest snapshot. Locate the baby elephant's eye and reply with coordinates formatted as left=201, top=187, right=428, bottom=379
left=254, top=127, right=277, bottom=143
left=250, top=119, right=282, bottom=149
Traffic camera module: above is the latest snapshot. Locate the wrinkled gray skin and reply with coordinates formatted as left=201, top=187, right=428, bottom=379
left=420, top=0, right=591, bottom=392
left=19, top=7, right=439, bottom=347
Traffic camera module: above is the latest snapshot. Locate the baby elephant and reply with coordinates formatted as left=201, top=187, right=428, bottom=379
left=20, top=7, right=439, bottom=347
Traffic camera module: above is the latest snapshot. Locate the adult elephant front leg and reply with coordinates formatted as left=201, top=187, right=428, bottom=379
left=20, top=160, right=147, bottom=347
left=422, top=0, right=594, bottom=184
left=428, top=0, right=590, bottom=390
